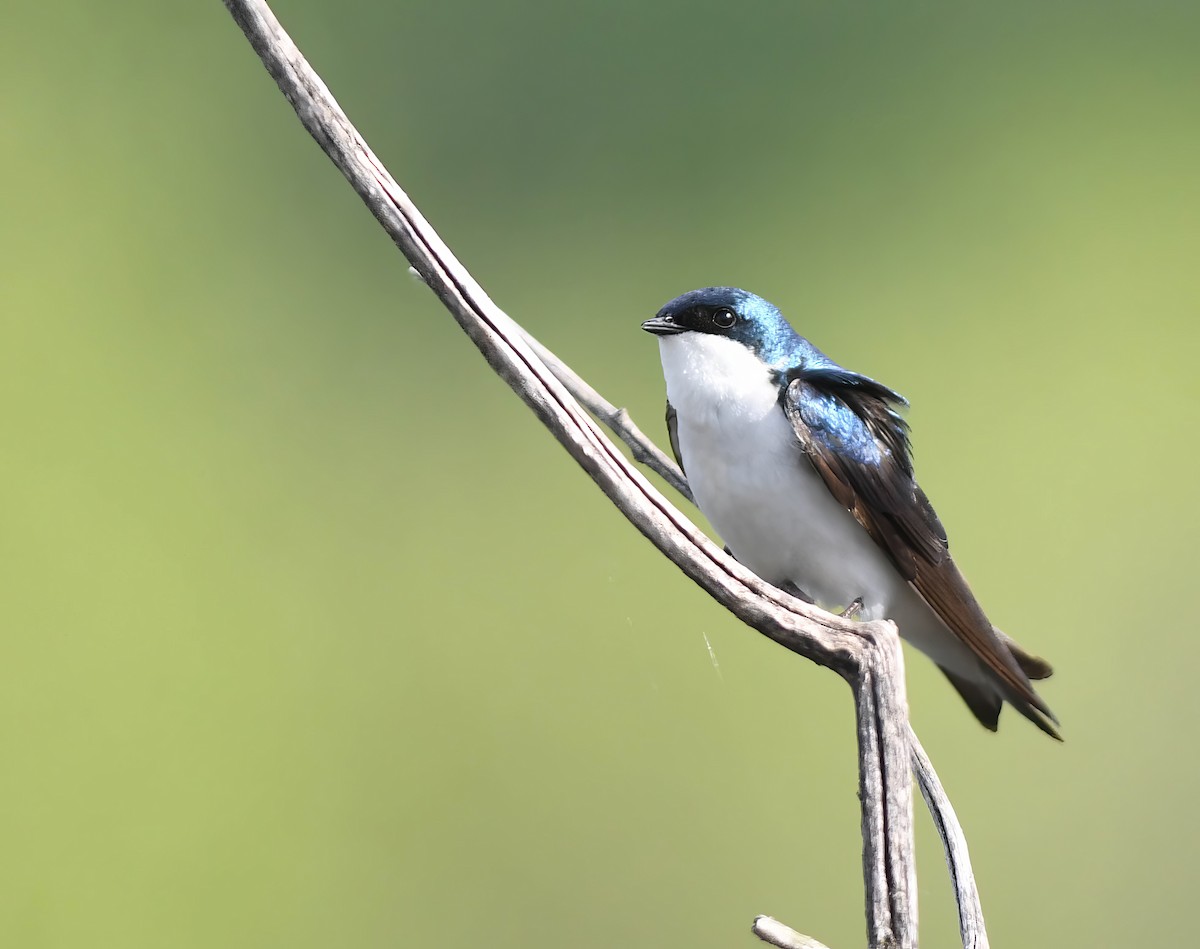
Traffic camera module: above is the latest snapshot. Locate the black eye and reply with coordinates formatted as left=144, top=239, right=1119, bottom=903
left=712, top=307, right=736, bottom=328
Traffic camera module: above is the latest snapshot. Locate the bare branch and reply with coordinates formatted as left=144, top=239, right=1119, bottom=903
left=222, top=2, right=932, bottom=945
left=855, top=638, right=918, bottom=941
left=753, top=915, right=834, bottom=949
left=910, top=728, right=989, bottom=949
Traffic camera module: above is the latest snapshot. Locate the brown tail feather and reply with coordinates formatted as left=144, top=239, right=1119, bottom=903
left=940, top=667, right=1002, bottom=731
left=992, top=627, right=1054, bottom=681
left=939, top=660, right=1063, bottom=740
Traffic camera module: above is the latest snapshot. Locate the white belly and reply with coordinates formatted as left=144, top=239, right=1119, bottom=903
left=657, top=333, right=979, bottom=677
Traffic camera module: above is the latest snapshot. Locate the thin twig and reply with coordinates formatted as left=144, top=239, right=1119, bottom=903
left=222, top=2, right=922, bottom=945
left=520, top=332, right=692, bottom=502
left=753, top=916, right=834, bottom=949
left=910, top=727, right=989, bottom=949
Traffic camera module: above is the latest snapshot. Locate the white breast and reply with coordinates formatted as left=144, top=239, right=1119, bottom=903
left=656, top=333, right=977, bottom=676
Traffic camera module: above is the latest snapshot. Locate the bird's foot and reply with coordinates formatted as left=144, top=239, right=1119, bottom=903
left=839, top=597, right=865, bottom=619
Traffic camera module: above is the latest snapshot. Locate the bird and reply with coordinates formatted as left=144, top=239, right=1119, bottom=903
left=642, top=287, right=1059, bottom=738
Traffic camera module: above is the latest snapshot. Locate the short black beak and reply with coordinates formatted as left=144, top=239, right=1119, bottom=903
left=641, top=315, right=686, bottom=336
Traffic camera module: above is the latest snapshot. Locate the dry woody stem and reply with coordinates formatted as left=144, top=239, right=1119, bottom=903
left=222, top=3, right=989, bottom=946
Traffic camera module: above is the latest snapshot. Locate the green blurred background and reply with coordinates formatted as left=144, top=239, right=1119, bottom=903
left=3, top=1, right=1197, bottom=946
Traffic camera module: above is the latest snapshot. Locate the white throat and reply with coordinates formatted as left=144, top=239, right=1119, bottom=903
left=656, top=333, right=778, bottom=424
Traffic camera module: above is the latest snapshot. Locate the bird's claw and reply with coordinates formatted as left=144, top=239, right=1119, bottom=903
left=839, top=597, right=864, bottom=619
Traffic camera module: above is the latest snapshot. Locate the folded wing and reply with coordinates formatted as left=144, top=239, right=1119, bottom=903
left=780, top=369, right=1059, bottom=737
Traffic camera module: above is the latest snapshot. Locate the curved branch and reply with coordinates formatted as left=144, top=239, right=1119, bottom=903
left=222, top=2, right=923, bottom=945
left=910, top=728, right=989, bottom=949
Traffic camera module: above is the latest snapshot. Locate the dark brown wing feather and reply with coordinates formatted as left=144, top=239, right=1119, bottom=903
left=780, top=375, right=1059, bottom=737
left=665, top=401, right=684, bottom=474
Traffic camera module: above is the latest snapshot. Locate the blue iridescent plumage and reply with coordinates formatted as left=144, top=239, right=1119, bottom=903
left=796, top=386, right=885, bottom=467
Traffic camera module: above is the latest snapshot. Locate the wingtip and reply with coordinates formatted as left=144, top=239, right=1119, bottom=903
left=1002, top=685, right=1062, bottom=740
left=1021, top=704, right=1064, bottom=742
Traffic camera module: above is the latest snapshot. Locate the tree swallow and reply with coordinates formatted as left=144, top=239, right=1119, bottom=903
left=642, top=287, right=1058, bottom=738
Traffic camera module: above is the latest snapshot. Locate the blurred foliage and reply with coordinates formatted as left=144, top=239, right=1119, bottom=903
left=2, top=1, right=1198, bottom=947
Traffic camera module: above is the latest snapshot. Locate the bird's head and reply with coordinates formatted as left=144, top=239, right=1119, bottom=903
left=642, top=287, right=803, bottom=369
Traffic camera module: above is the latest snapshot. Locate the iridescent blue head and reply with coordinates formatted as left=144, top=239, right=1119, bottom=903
left=642, top=287, right=827, bottom=372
